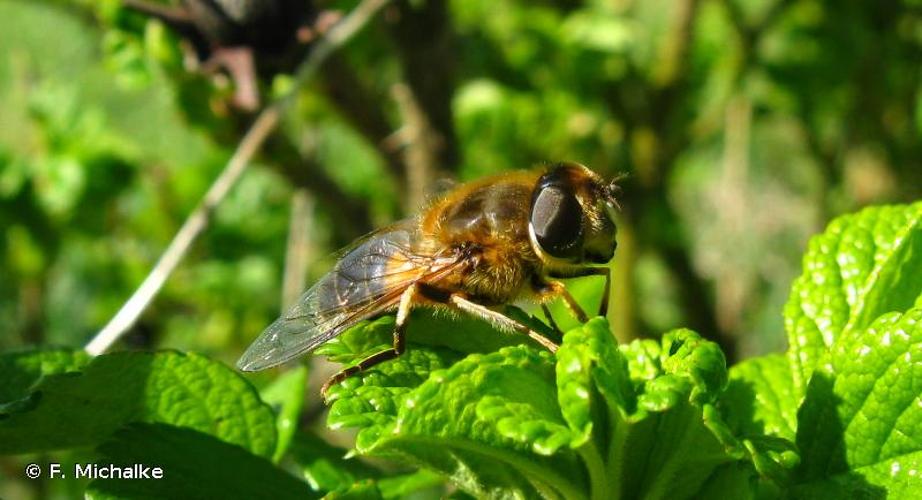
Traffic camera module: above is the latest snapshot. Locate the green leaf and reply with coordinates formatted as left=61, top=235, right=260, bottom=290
left=330, top=344, right=586, bottom=499
left=322, top=482, right=382, bottom=500
left=556, top=317, right=634, bottom=448
left=376, top=469, right=445, bottom=498
left=260, top=366, right=308, bottom=462
left=290, top=431, right=381, bottom=494
left=696, top=462, right=760, bottom=500
left=721, top=353, right=798, bottom=442
left=0, top=348, right=90, bottom=404
left=326, top=317, right=784, bottom=499
left=0, top=351, right=276, bottom=457
left=291, top=430, right=444, bottom=499
left=315, top=318, right=394, bottom=364
left=659, top=329, right=729, bottom=405
left=612, top=330, right=754, bottom=499
left=316, top=309, right=549, bottom=365
left=785, top=202, right=922, bottom=394
left=470, top=347, right=584, bottom=456
left=85, top=423, right=315, bottom=500
left=620, top=337, right=664, bottom=382
left=326, top=346, right=461, bottom=432
left=717, top=354, right=801, bottom=486
left=793, top=307, right=922, bottom=497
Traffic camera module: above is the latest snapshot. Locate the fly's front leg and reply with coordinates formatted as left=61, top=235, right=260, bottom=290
left=533, top=275, right=591, bottom=324
left=590, top=266, right=611, bottom=317
left=540, top=281, right=590, bottom=323
left=321, top=284, right=417, bottom=399
left=448, top=294, right=559, bottom=353
left=547, top=266, right=611, bottom=317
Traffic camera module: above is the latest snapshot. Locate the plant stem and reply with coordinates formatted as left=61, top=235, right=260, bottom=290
left=606, top=407, right=628, bottom=500
left=580, top=440, right=610, bottom=500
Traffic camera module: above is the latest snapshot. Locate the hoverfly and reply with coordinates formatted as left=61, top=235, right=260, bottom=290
left=237, top=162, right=621, bottom=396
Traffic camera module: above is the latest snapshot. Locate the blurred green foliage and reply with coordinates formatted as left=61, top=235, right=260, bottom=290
left=0, top=0, right=919, bottom=495
left=2, top=0, right=920, bottom=355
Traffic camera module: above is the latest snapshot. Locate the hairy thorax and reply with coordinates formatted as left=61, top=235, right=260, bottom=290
left=421, top=178, right=542, bottom=304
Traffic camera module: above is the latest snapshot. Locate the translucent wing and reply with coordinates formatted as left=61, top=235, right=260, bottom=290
left=237, top=220, right=464, bottom=371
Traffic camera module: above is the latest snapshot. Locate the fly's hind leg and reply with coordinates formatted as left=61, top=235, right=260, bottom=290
left=449, top=294, right=559, bottom=353
left=321, top=284, right=418, bottom=399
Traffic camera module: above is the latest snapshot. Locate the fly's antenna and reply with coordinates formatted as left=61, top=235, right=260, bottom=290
left=603, top=172, right=629, bottom=211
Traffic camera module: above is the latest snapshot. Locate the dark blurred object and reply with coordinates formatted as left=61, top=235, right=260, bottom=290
left=183, top=0, right=310, bottom=52
left=123, top=0, right=319, bottom=110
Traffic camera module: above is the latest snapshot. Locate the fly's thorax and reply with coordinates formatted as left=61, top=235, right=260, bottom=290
left=437, top=182, right=532, bottom=240
left=412, top=175, right=542, bottom=303
left=455, top=238, right=540, bottom=304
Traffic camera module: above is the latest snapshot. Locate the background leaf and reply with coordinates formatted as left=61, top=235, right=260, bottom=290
left=259, top=365, right=308, bottom=462
left=0, top=351, right=276, bottom=457
left=85, top=423, right=315, bottom=500
left=0, top=348, right=89, bottom=404
left=793, top=307, right=922, bottom=497
left=290, top=431, right=381, bottom=494
left=785, top=202, right=922, bottom=394
left=720, top=353, right=798, bottom=442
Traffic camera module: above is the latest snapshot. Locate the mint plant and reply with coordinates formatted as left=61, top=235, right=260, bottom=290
left=1, top=201, right=919, bottom=498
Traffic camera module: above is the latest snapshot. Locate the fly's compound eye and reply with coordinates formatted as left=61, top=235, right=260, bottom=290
left=530, top=178, right=584, bottom=259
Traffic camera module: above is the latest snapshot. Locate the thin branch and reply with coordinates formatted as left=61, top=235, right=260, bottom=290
left=281, top=190, right=314, bottom=310
left=85, top=109, right=278, bottom=355
left=652, top=0, right=699, bottom=88
left=392, top=83, right=440, bottom=210
left=384, top=0, right=460, bottom=173
left=86, top=0, right=390, bottom=355
left=262, top=130, right=374, bottom=243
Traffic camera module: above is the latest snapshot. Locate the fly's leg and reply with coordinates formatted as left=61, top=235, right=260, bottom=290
left=321, top=284, right=417, bottom=399
left=535, top=280, right=590, bottom=323
left=540, top=304, right=563, bottom=335
left=594, top=267, right=611, bottom=317
left=547, top=266, right=611, bottom=317
left=448, top=294, right=558, bottom=353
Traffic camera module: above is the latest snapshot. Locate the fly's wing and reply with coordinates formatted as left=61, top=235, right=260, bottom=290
left=237, top=221, right=463, bottom=371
